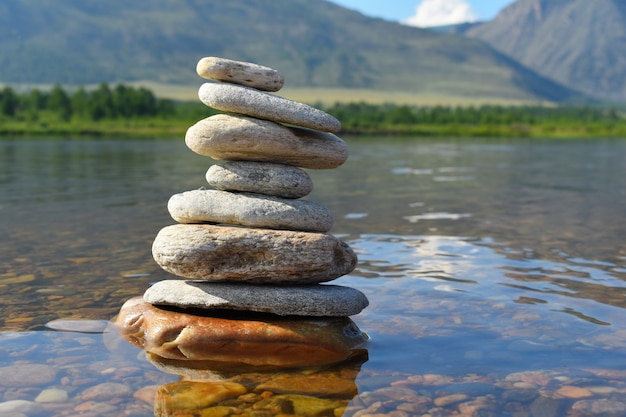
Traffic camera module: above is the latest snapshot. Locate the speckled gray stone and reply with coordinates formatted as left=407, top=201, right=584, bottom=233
left=152, top=224, right=357, bottom=284
left=198, top=82, right=341, bottom=133
left=196, top=57, right=284, bottom=92
left=185, top=114, right=348, bottom=169
left=168, top=189, right=333, bottom=232
left=206, top=161, right=313, bottom=199
left=144, top=280, right=369, bottom=317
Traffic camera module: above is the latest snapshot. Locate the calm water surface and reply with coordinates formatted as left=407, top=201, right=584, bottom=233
left=1, top=137, right=625, bottom=416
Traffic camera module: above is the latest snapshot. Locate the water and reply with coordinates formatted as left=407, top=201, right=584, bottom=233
left=1, top=137, right=626, bottom=416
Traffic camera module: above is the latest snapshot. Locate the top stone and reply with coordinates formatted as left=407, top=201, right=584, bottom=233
left=196, top=57, right=285, bottom=92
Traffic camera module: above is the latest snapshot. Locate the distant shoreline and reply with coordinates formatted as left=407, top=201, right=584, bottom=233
left=2, top=122, right=625, bottom=139
left=1, top=83, right=624, bottom=139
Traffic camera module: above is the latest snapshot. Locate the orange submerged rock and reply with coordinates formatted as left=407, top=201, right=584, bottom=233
left=114, top=297, right=368, bottom=368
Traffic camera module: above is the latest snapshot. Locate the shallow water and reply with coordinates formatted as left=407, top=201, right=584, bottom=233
left=1, top=137, right=626, bottom=416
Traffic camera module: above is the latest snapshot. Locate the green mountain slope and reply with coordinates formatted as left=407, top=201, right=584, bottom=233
left=0, top=0, right=579, bottom=101
left=466, top=0, right=626, bottom=101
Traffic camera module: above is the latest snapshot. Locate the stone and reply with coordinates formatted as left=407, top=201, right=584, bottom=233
left=529, top=396, right=565, bottom=417
left=505, top=371, right=553, bottom=387
left=198, top=82, right=341, bottom=133
left=367, top=387, right=425, bottom=403
left=185, top=114, right=348, bottom=169
left=143, top=280, right=369, bottom=317
left=457, top=397, right=498, bottom=416
left=146, top=352, right=367, bottom=389
left=80, top=382, right=133, bottom=401
left=571, top=398, right=626, bottom=415
left=155, top=381, right=247, bottom=415
left=73, top=401, right=119, bottom=414
left=115, top=297, right=368, bottom=367
left=196, top=57, right=284, bottom=92
left=167, top=189, right=333, bottom=232
left=146, top=353, right=228, bottom=380
left=35, top=388, right=68, bottom=403
left=0, top=364, right=58, bottom=387
left=0, top=400, right=44, bottom=415
left=433, top=393, right=469, bottom=407
left=134, top=385, right=159, bottom=405
left=555, top=385, right=593, bottom=398
left=255, top=373, right=359, bottom=398
left=270, top=395, right=348, bottom=417
left=45, top=319, right=109, bottom=333
left=206, top=161, right=313, bottom=199
left=152, top=224, right=357, bottom=284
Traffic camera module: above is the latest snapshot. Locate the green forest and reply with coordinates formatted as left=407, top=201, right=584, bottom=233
left=1, top=84, right=625, bottom=138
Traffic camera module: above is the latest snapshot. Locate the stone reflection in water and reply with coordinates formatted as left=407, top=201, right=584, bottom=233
left=149, top=354, right=366, bottom=417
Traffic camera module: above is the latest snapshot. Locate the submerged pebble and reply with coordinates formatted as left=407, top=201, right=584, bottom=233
left=34, top=388, right=68, bottom=403
left=0, top=364, right=58, bottom=387
left=0, top=399, right=44, bottom=415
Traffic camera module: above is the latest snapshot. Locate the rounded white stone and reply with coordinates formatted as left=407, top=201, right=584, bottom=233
left=35, top=388, right=68, bottom=403
left=0, top=400, right=44, bottom=415
left=198, top=82, right=341, bottom=133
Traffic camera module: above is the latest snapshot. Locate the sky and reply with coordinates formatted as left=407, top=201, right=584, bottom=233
left=328, top=0, right=514, bottom=27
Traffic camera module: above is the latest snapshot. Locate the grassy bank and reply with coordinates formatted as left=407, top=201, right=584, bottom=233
left=338, top=122, right=626, bottom=138
left=1, top=84, right=625, bottom=138
left=3, top=118, right=626, bottom=139
left=0, top=118, right=190, bottom=138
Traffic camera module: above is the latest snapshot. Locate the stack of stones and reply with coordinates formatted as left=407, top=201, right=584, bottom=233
left=116, top=57, right=368, bottom=368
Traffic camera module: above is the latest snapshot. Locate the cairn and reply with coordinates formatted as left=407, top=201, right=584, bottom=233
left=115, top=57, right=368, bottom=369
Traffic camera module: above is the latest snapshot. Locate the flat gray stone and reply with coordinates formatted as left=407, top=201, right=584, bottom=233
left=144, top=280, right=369, bottom=317
left=198, top=82, right=341, bottom=133
left=206, top=161, right=313, bottom=199
left=185, top=114, right=348, bottom=169
left=196, top=57, right=284, bottom=92
left=168, top=189, right=333, bottom=232
left=152, top=224, right=357, bottom=284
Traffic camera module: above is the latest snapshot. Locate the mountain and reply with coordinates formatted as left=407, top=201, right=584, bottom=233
left=0, top=0, right=579, bottom=102
left=425, top=22, right=483, bottom=35
left=466, top=0, right=626, bottom=101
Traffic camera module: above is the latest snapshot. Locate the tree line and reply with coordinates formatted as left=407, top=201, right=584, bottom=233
left=321, top=102, right=624, bottom=131
left=0, top=83, right=185, bottom=122
left=1, top=83, right=624, bottom=137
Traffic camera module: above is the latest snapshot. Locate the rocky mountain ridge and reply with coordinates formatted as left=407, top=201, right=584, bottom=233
left=467, top=0, right=626, bottom=101
left=0, top=0, right=585, bottom=102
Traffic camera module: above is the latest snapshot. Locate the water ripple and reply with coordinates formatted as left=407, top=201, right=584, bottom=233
left=345, top=234, right=626, bottom=330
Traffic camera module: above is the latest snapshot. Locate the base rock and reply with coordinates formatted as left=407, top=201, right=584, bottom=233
left=115, top=297, right=368, bottom=367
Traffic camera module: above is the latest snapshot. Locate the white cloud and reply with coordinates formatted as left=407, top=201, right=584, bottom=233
left=404, top=0, right=479, bottom=28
